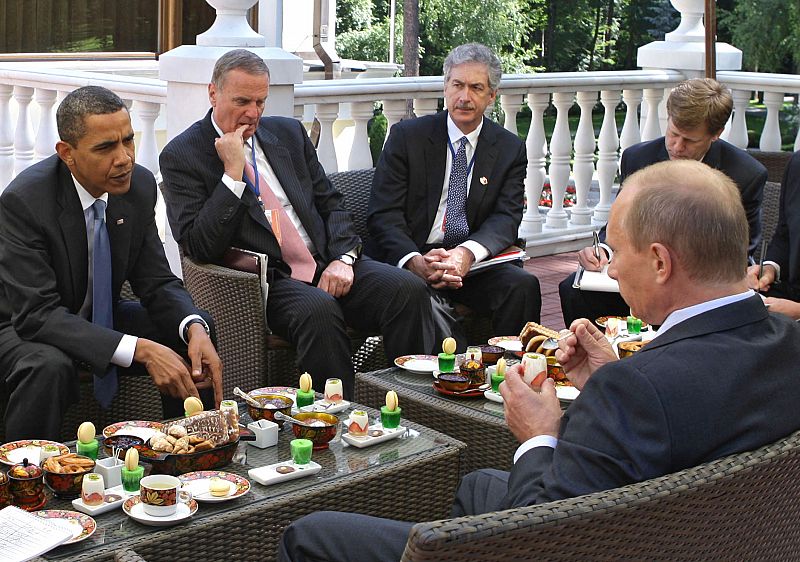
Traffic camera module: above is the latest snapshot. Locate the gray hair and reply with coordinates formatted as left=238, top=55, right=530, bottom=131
left=56, top=86, right=126, bottom=146
left=443, top=43, right=502, bottom=91
left=211, top=49, right=270, bottom=90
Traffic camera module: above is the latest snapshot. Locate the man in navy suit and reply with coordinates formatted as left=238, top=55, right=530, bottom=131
left=0, top=86, right=222, bottom=440
left=366, top=43, right=541, bottom=348
left=160, top=50, right=434, bottom=398
left=559, top=78, right=767, bottom=327
left=277, top=159, right=800, bottom=562
left=748, top=150, right=800, bottom=317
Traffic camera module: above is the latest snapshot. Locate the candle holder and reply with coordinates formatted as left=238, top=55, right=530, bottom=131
left=121, top=465, right=144, bottom=493
left=437, top=352, right=455, bottom=373
left=380, top=406, right=402, bottom=429
left=76, top=438, right=99, bottom=460
left=295, top=389, right=315, bottom=408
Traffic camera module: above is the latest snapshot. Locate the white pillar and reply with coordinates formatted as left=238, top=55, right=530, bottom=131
left=348, top=101, right=374, bottom=170
left=570, top=91, right=597, bottom=226
left=546, top=92, right=574, bottom=229
left=33, top=88, right=58, bottom=163
left=133, top=101, right=162, bottom=176
left=595, top=90, right=620, bottom=224
left=315, top=103, right=340, bottom=173
left=413, top=98, right=438, bottom=117
left=13, top=86, right=34, bottom=177
left=0, top=85, right=13, bottom=191
left=727, top=88, right=750, bottom=149
left=382, top=99, right=407, bottom=141
left=520, top=92, right=549, bottom=237
left=641, top=88, right=664, bottom=142
left=620, top=89, right=642, bottom=153
left=759, top=91, right=784, bottom=151
left=500, top=94, right=523, bottom=136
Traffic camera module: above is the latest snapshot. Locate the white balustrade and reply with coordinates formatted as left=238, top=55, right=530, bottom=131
left=620, top=89, right=643, bottom=153
left=413, top=98, right=439, bottom=117
left=595, top=90, right=621, bottom=224
left=520, top=92, right=549, bottom=237
left=570, top=91, right=597, bottom=226
left=760, top=91, right=784, bottom=151
left=546, top=92, right=574, bottom=229
left=348, top=101, right=375, bottom=170
left=641, top=88, right=664, bottom=141
left=500, top=94, right=523, bottom=136
left=382, top=99, right=408, bottom=141
left=315, top=103, right=340, bottom=173
left=133, top=100, right=162, bottom=175
left=33, top=88, right=58, bottom=163
left=13, top=86, right=34, bottom=177
left=727, top=88, right=751, bottom=149
left=0, top=84, right=13, bottom=191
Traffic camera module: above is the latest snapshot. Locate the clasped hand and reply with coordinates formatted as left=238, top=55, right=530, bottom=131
left=407, top=247, right=474, bottom=289
left=318, top=260, right=354, bottom=298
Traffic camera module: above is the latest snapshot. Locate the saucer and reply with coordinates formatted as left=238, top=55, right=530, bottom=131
left=483, top=386, right=580, bottom=402
left=102, top=420, right=164, bottom=442
left=179, top=470, right=250, bottom=503
left=487, top=336, right=523, bottom=357
left=122, top=495, right=198, bottom=527
left=71, top=484, right=133, bottom=515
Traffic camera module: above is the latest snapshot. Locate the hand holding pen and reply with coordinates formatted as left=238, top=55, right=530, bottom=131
left=577, top=230, right=608, bottom=271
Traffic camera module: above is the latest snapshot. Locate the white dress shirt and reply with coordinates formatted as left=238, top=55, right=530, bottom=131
left=73, top=177, right=202, bottom=369
left=397, top=115, right=490, bottom=269
left=513, top=289, right=759, bottom=463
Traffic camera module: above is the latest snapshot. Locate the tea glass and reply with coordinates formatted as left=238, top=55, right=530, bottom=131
left=139, top=474, right=193, bottom=517
left=324, top=378, right=344, bottom=404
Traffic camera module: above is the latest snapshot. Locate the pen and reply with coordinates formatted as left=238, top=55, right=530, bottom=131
left=592, top=230, right=601, bottom=263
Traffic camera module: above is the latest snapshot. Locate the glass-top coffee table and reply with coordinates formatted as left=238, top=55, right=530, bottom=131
left=34, top=403, right=465, bottom=562
left=356, top=367, right=575, bottom=475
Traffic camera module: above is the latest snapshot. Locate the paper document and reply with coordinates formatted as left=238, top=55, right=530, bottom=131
left=572, top=265, right=620, bottom=293
left=468, top=245, right=527, bottom=275
left=0, top=505, right=73, bottom=562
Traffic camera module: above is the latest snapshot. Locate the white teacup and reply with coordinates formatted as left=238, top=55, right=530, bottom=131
left=139, top=474, right=192, bottom=517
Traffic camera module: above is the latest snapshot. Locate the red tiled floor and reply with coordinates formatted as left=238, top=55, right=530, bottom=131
left=524, top=251, right=579, bottom=330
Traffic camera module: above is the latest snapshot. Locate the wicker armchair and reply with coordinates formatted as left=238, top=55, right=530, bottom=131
left=402, top=429, right=800, bottom=561
left=748, top=149, right=793, bottom=183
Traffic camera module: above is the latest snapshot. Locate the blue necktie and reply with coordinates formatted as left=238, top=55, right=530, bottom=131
left=443, top=137, right=470, bottom=247
left=91, top=200, right=118, bottom=408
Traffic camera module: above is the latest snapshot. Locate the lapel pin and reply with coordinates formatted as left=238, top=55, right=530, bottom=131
left=116, top=218, right=124, bottom=225
left=479, top=176, right=488, bottom=185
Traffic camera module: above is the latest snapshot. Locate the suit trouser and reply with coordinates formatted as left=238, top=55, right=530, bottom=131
left=559, top=271, right=629, bottom=328
left=0, top=300, right=216, bottom=440
left=265, top=256, right=435, bottom=399
left=430, top=262, right=542, bottom=351
left=277, top=468, right=512, bottom=562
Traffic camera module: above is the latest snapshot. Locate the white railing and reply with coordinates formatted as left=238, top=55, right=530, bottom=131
left=1, top=63, right=799, bottom=254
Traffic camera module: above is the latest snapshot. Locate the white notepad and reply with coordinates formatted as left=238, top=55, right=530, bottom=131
left=0, top=505, right=74, bottom=562
left=573, top=265, right=620, bottom=293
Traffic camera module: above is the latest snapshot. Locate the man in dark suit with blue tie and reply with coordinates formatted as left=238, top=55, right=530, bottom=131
left=366, top=43, right=541, bottom=347
left=0, top=86, right=223, bottom=440
left=160, top=50, right=435, bottom=398
left=559, top=78, right=767, bottom=327
left=278, top=159, right=800, bottom=562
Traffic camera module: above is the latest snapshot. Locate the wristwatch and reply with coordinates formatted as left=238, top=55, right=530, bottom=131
left=183, top=318, right=210, bottom=341
left=337, top=254, right=356, bottom=266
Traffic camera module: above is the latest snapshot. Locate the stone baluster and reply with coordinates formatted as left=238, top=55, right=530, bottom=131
left=620, top=89, right=642, bottom=153
left=546, top=92, right=574, bottom=229
left=640, top=88, right=663, bottom=142
left=133, top=101, right=161, bottom=176
left=348, top=101, right=374, bottom=170
left=759, top=91, right=784, bottom=151
left=294, top=104, right=305, bottom=121
left=382, top=99, right=408, bottom=141
left=33, top=88, right=59, bottom=163
left=13, top=86, right=35, bottom=177
left=413, top=98, right=439, bottom=117
left=520, top=92, right=549, bottom=237
left=500, top=94, right=523, bottom=136
left=726, top=88, right=750, bottom=149
left=594, top=89, right=621, bottom=224
left=570, top=91, right=597, bottom=226
left=315, top=103, right=340, bottom=173
left=0, top=85, right=13, bottom=191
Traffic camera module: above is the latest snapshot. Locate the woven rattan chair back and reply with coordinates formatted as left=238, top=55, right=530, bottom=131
left=402, top=429, right=800, bottom=561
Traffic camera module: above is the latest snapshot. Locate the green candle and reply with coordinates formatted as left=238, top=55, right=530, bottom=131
left=491, top=371, right=505, bottom=393
left=295, top=389, right=315, bottom=408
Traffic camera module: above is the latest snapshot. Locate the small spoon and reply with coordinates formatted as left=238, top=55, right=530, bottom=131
left=541, top=331, right=572, bottom=350
left=273, top=411, right=316, bottom=428
left=233, top=387, right=263, bottom=408
left=450, top=383, right=490, bottom=395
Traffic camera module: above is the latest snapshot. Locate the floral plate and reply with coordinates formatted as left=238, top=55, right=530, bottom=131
left=178, top=470, right=250, bottom=503
left=487, top=336, right=523, bottom=357
left=394, top=355, right=439, bottom=374
left=34, top=509, right=96, bottom=544
left=0, top=439, right=69, bottom=466
left=102, top=420, right=164, bottom=441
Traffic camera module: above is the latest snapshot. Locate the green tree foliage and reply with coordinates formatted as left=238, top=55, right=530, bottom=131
left=719, top=0, right=799, bottom=73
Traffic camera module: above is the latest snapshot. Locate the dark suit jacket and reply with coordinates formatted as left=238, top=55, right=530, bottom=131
left=765, top=151, right=800, bottom=299
left=503, top=294, right=800, bottom=508
left=159, top=110, right=359, bottom=274
left=619, top=137, right=767, bottom=256
left=0, top=155, right=198, bottom=374
left=365, top=111, right=527, bottom=264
